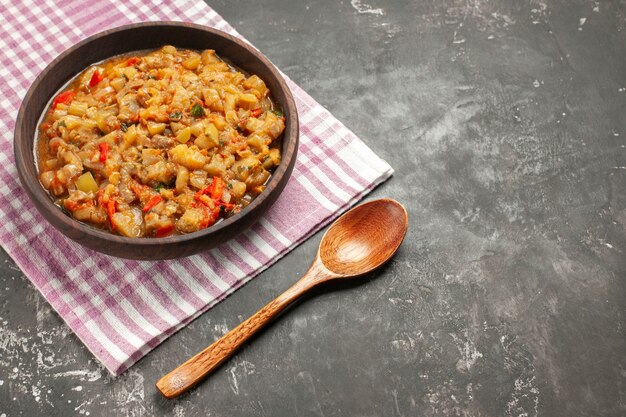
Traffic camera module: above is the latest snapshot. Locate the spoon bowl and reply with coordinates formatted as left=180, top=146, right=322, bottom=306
left=319, top=199, right=408, bottom=276
left=157, top=198, right=408, bottom=398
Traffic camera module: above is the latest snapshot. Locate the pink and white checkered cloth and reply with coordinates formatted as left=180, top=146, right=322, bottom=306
left=0, top=0, right=393, bottom=375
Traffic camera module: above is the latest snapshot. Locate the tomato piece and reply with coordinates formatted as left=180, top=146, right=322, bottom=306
left=142, top=195, right=162, bottom=212
left=107, top=199, right=116, bottom=230
left=99, top=142, right=109, bottom=163
left=126, top=57, right=140, bottom=66
left=89, top=70, right=103, bottom=87
left=211, top=176, right=224, bottom=201
left=52, top=91, right=75, bottom=109
left=155, top=224, right=174, bottom=237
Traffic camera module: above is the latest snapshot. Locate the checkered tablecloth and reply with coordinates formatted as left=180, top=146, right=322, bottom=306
left=0, top=0, right=393, bottom=375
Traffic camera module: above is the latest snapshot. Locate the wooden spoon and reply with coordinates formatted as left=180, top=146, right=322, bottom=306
left=156, top=198, right=408, bottom=398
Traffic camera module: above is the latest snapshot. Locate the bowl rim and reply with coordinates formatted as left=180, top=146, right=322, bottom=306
left=14, top=21, right=298, bottom=248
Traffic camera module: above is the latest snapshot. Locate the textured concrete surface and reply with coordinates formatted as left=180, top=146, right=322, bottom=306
left=1, top=0, right=626, bottom=415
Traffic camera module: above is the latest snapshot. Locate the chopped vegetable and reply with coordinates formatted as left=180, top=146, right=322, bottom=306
left=99, top=142, right=109, bottom=163
left=147, top=122, right=166, bottom=136
left=169, top=144, right=207, bottom=169
left=270, top=110, right=283, bottom=117
left=142, top=195, right=162, bottom=212
left=198, top=205, right=221, bottom=229
left=89, top=70, right=103, bottom=87
left=251, top=108, right=262, bottom=118
left=130, top=181, right=151, bottom=200
left=182, top=55, right=201, bottom=70
left=155, top=224, right=174, bottom=237
left=112, top=208, right=143, bottom=237
left=190, top=103, right=205, bottom=117
left=194, top=184, right=213, bottom=202
left=96, top=189, right=105, bottom=207
left=107, top=199, right=116, bottom=228
left=68, top=101, right=88, bottom=116
left=211, top=176, right=224, bottom=200
left=52, top=91, right=75, bottom=110
left=176, top=126, right=192, bottom=143
left=123, top=66, right=138, bottom=80
left=110, top=77, right=125, bottom=91
left=126, top=57, right=140, bottom=66
left=169, top=111, right=182, bottom=121
left=75, top=172, right=99, bottom=193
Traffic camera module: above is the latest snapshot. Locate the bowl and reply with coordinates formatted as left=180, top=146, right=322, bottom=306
left=14, top=22, right=299, bottom=260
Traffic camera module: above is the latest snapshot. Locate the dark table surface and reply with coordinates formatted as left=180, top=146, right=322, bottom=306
left=1, top=0, right=625, bottom=415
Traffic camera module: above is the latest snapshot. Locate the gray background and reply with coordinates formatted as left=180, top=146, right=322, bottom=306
left=1, top=0, right=625, bottom=415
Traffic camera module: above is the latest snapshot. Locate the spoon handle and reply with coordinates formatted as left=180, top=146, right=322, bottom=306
left=156, top=259, right=330, bottom=398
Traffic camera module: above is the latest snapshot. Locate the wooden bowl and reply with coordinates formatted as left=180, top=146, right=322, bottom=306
left=14, top=22, right=299, bottom=260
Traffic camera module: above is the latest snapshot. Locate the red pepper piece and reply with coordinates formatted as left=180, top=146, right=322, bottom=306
left=107, top=199, right=116, bottom=229
left=250, top=108, right=262, bottom=118
left=142, top=195, right=162, bottom=212
left=89, top=70, right=103, bottom=87
left=155, top=224, right=174, bottom=237
left=52, top=91, right=75, bottom=110
left=211, top=176, right=224, bottom=201
left=126, top=57, right=140, bottom=66
left=199, top=206, right=220, bottom=229
left=99, top=142, right=109, bottom=163
left=193, top=184, right=213, bottom=202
